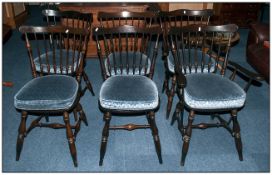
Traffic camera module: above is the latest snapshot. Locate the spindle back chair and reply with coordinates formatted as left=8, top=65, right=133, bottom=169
left=160, top=9, right=214, bottom=119
left=168, top=24, right=264, bottom=166
left=42, top=9, right=95, bottom=95
left=97, top=11, right=157, bottom=28
left=93, top=25, right=163, bottom=165
left=15, top=25, right=90, bottom=167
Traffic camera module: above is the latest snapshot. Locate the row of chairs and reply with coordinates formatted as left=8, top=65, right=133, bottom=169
left=14, top=8, right=263, bottom=167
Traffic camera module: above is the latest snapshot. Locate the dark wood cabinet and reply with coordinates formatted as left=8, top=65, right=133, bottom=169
left=213, top=3, right=262, bottom=28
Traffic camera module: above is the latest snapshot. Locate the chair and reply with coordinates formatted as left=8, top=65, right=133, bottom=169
left=93, top=25, right=162, bottom=166
left=160, top=9, right=213, bottom=119
left=97, top=11, right=158, bottom=28
left=168, top=24, right=264, bottom=166
left=42, top=9, right=95, bottom=96
left=16, top=25, right=90, bottom=167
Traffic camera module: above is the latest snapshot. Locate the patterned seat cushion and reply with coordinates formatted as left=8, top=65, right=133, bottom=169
left=105, top=51, right=150, bottom=76
left=167, top=49, right=215, bottom=73
left=184, top=73, right=246, bottom=110
left=14, top=75, right=79, bottom=111
left=34, top=49, right=82, bottom=74
left=99, top=75, right=159, bottom=111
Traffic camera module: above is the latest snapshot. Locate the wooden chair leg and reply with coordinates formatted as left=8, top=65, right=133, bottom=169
left=99, top=112, right=111, bottom=166
left=231, top=110, right=243, bottom=161
left=181, top=110, right=195, bottom=166
left=45, top=115, right=49, bottom=122
left=73, top=109, right=78, bottom=122
left=73, top=110, right=81, bottom=140
left=77, top=103, right=88, bottom=126
left=171, top=101, right=184, bottom=126
left=162, top=70, right=170, bottom=94
left=63, top=111, right=78, bottom=167
left=82, top=70, right=95, bottom=96
left=16, top=111, right=28, bottom=161
left=147, top=111, right=163, bottom=164
left=166, top=75, right=176, bottom=119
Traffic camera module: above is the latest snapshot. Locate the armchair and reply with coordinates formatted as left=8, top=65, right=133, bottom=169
left=169, top=24, right=264, bottom=166
left=246, top=22, right=269, bottom=82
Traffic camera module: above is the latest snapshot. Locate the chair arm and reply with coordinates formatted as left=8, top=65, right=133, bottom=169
left=227, top=60, right=265, bottom=81
left=176, top=72, right=187, bottom=89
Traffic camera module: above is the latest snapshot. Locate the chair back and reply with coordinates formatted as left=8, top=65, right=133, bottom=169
left=168, top=24, right=238, bottom=76
left=93, top=25, right=162, bottom=80
left=19, top=25, right=89, bottom=80
left=160, top=9, right=213, bottom=55
left=161, top=9, right=213, bottom=28
left=42, top=9, right=93, bottom=30
left=97, top=11, right=157, bottom=28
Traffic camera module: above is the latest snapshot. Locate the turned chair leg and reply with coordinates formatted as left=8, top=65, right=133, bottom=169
left=82, top=70, right=95, bottom=96
left=171, top=101, right=184, bottom=126
left=16, top=111, right=28, bottom=161
left=76, top=103, right=88, bottom=126
left=147, top=111, right=163, bottom=164
left=166, top=75, right=176, bottom=119
left=99, top=112, right=111, bottom=166
left=181, top=110, right=195, bottom=166
left=63, top=111, right=78, bottom=167
left=231, top=110, right=243, bottom=161
left=73, top=109, right=81, bottom=139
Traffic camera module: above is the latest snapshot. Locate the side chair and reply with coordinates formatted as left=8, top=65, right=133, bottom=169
left=168, top=24, right=265, bottom=166
left=15, top=25, right=90, bottom=167
left=42, top=9, right=95, bottom=96
left=93, top=25, right=163, bottom=166
left=160, top=9, right=214, bottom=119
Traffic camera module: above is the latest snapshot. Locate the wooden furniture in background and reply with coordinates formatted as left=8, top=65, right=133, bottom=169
left=213, top=3, right=262, bottom=28
left=158, top=3, right=213, bottom=11
left=3, top=3, right=28, bottom=29
left=58, top=3, right=155, bottom=58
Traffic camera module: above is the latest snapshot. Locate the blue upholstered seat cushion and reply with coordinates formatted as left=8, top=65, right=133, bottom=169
left=34, top=49, right=82, bottom=74
left=99, top=75, right=159, bottom=110
left=184, top=73, right=246, bottom=110
left=167, top=49, right=215, bottom=73
left=14, top=75, right=79, bottom=111
left=105, top=51, right=150, bottom=76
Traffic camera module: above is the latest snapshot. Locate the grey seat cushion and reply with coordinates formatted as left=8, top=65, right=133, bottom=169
left=34, top=49, right=82, bottom=74
left=167, top=49, right=215, bottom=73
left=14, top=75, right=79, bottom=111
left=99, top=75, right=159, bottom=111
left=184, top=73, right=246, bottom=110
left=105, top=51, right=150, bottom=76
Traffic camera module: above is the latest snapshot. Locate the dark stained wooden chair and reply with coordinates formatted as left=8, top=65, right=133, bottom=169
left=160, top=9, right=213, bottom=119
left=168, top=24, right=264, bottom=166
left=93, top=25, right=163, bottom=166
left=42, top=9, right=95, bottom=96
left=15, top=25, right=90, bottom=167
left=97, top=11, right=158, bottom=28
